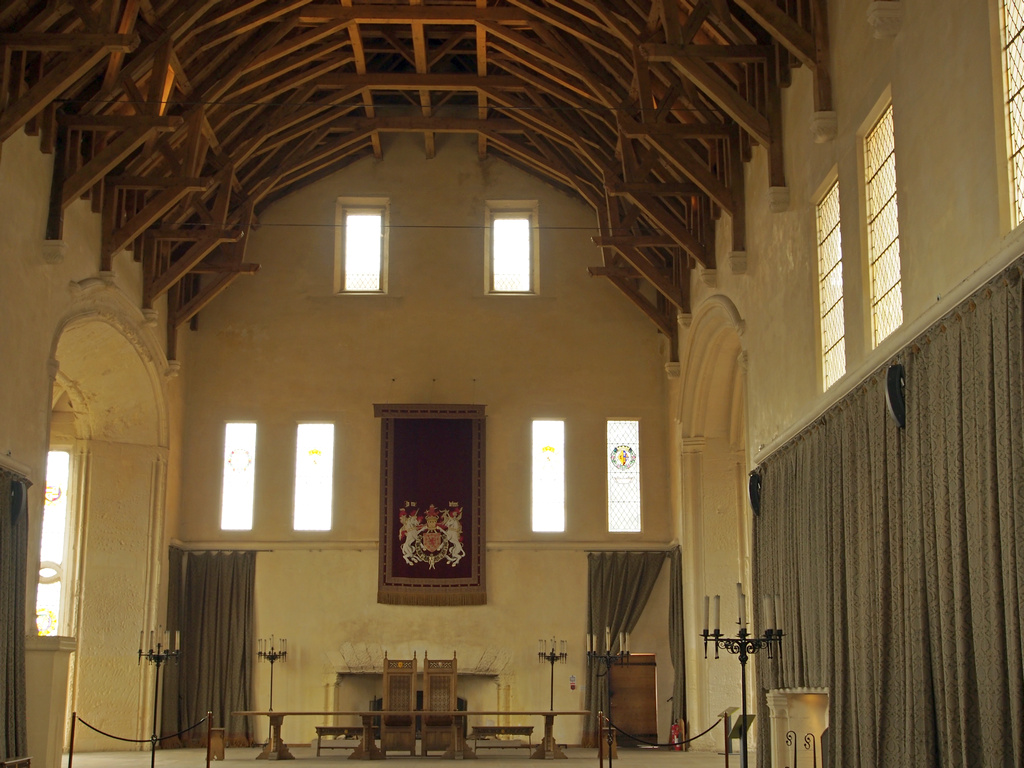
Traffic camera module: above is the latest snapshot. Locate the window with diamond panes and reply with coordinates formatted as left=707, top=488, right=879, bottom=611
left=532, top=420, right=565, bottom=532
left=486, top=202, right=538, bottom=294
left=865, top=105, right=903, bottom=346
left=221, top=422, right=257, bottom=530
left=36, top=449, right=70, bottom=636
left=336, top=198, right=388, bottom=293
left=607, top=420, right=641, bottom=533
left=817, top=180, right=846, bottom=389
left=1003, top=0, right=1024, bottom=226
left=294, top=423, right=335, bottom=531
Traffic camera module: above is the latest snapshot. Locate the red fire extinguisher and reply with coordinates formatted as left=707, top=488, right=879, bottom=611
left=670, top=721, right=682, bottom=751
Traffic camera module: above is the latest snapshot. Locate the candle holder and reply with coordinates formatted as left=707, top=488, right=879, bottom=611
left=586, top=630, right=629, bottom=768
left=537, top=638, right=567, bottom=710
left=257, top=637, right=287, bottom=711
left=138, top=631, right=181, bottom=768
left=702, top=589, right=783, bottom=768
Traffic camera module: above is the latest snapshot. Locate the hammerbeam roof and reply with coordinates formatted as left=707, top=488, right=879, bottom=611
left=0, top=0, right=831, bottom=352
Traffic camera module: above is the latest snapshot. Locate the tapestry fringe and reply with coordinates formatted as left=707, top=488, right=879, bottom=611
left=378, top=590, right=486, bottom=606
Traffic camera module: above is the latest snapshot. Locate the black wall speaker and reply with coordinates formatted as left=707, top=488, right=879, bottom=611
left=886, top=363, right=906, bottom=428
left=748, top=471, right=762, bottom=516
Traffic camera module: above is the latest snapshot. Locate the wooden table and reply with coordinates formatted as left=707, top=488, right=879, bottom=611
left=234, top=710, right=589, bottom=760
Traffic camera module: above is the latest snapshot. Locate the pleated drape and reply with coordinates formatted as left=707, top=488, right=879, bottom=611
left=583, top=550, right=668, bottom=745
left=754, top=263, right=1024, bottom=768
left=0, top=471, right=28, bottom=761
left=163, top=549, right=256, bottom=747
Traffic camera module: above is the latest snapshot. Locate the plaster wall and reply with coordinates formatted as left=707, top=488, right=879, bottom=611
left=1, top=127, right=182, bottom=752
left=683, top=0, right=1018, bottom=461
left=175, top=134, right=675, bottom=745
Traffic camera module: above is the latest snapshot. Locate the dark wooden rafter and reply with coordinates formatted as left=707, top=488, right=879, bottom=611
left=1, top=0, right=829, bottom=344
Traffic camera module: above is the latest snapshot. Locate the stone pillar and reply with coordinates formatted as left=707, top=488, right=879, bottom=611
left=25, top=635, right=76, bottom=768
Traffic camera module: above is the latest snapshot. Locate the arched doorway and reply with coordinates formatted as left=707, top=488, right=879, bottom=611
left=675, top=296, right=749, bottom=747
left=38, top=289, right=170, bottom=752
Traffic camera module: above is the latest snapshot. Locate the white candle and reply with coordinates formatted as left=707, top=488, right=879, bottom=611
left=175, top=630, right=181, bottom=650
left=139, top=630, right=144, bottom=651
left=703, top=596, right=710, bottom=632
left=618, top=631, right=624, bottom=650
left=605, top=627, right=610, bottom=651
left=586, top=633, right=592, bottom=652
left=624, top=633, right=630, bottom=653
left=739, top=593, right=747, bottom=626
left=713, top=595, right=721, bottom=632
left=736, top=583, right=744, bottom=624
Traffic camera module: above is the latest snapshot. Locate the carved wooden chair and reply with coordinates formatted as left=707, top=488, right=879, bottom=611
left=380, top=651, right=417, bottom=755
left=421, top=650, right=458, bottom=755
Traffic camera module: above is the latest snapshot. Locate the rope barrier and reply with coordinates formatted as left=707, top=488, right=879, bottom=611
left=75, top=714, right=208, bottom=744
left=603, top=717, right=723, bottom=750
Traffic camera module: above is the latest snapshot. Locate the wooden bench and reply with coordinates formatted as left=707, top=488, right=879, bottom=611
left=469, top=725, right=534, bottom=751
left=315, top=725, right=363, bottom=755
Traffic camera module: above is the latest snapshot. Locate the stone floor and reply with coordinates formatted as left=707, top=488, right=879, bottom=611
left=62, top=745, right=743, bottom=768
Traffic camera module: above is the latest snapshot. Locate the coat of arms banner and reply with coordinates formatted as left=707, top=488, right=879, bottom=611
left=375, top=404, right=486, bottom=606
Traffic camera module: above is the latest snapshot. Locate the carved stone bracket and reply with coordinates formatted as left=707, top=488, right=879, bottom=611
left=700, top=268, right=717, bottom=288
left=768, top=186, right=791, bottom=213
left=42, top=240, right=67, bottom=264
left=665, top=361, right=681, bottom=379
left=810, top=111, right=838, bottom=143
left=868, top=1, right=902, bottom=38
left=730, top=250, right=749, bottom=274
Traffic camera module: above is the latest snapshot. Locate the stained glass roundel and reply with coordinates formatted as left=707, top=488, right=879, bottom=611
left=610, top=445, right=637, bottom=470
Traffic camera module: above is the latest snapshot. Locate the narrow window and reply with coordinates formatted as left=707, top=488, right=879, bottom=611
left=607, top=420, right=641, bottom=533
left=486, top=201, right=538, bottom=293
left=221, top=422, right=257, bottom=530
left=294, top=423, right=335, bottom=531
left=36, top=449, right=71, bottom=635
left=865, top=104, right=902, bottom=346
left=1003, top=0, right=1024, bottom=225
left=816, top=180, right=846, bottom=389
left=336, top=198, right=388, bottom=293
left=532, top=420, right=565, bottom=532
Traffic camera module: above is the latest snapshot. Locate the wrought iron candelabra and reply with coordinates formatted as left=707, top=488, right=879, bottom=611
left=702, top=585, right=783, bottom=768
left=138, top=629, right=181, bottom=768
left=257, top=636, right=287, bottom=711
left=538, top=638, right=567, bottom=710
left=587, top=629, right=630, bottom=768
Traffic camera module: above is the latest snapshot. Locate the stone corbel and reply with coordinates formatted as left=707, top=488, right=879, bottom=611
left=730, top=250, right=748, bottom=274
left=664, top=361, right=680, bottom=379
left=700, top=267, right=717, bottom=288
left=868, top=1, right=902, bottom=38
left=768, top=186, right=791, bottom=213
left=42, top=240, right=67, bottom=264
left=810, top=111, right=838, bottom=143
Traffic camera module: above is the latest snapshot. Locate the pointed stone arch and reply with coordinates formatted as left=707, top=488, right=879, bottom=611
left=43, top=279, right=172, bottom=747
left=674, top=294, right=751, bottom=745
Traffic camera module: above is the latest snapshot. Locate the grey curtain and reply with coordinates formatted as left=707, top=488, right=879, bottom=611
left=163, top=548, right=256, bottom=747
left=667, top=547, right=686, bottom=729
left=583, top=550, right=669, bottom=745
left=753, top=262, right=1024, bottom=768
left=0, top=471, right=28, bottom=761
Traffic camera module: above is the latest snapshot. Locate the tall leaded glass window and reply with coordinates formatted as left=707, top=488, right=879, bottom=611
left=1003, top=0, right=1024, bottom=225
left=36, top=449, right=70, bottom=635
left=532, top=420, right=565, bottom=532
left=486, top=201, right=538, bottom=294
left=293, top=423, right=335, bottom=531
left=865, top=104, right=903, bottom=346
left=607, top=420, right=641, bottom=533
left=817, top=180, right=846, bottom=389
left=221, top=422, right=257, bottom=530
left=335, top=198, right=389, bottom=293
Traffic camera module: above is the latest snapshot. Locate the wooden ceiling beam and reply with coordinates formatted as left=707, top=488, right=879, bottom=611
left=641, top=45, right=770, bottom=146
left=731, top=0, right=816, bottom=68
left=297, top=6, right=533, bottom=24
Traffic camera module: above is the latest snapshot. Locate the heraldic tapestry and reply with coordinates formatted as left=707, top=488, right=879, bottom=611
left=375, top=404, right=486, bottom=606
